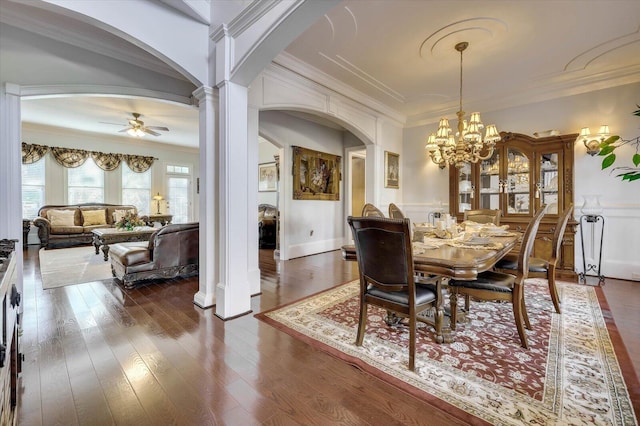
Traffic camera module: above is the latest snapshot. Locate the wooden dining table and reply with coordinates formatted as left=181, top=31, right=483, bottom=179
left=342, top=233, right=519, bottom=280
left=342, top=233, right=520, bottom=344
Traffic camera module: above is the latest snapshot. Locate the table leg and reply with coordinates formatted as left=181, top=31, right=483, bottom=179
left=101, top=244, right=110, bottom=261
left=93, top=235, right=100, bottom=255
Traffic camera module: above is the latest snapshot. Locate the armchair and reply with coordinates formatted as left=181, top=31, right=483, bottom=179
left=109, top=222, right=199, bottom=288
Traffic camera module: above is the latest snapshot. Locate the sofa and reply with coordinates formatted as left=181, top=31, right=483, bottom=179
left=258, top=204, right=277, bottom=249
left=108, top=222, right=199, bottom=289
left=33, top=203, right=137, bottom=249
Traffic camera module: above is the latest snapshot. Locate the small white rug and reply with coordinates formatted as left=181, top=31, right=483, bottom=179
left=39, top=246, right=112, bottom=289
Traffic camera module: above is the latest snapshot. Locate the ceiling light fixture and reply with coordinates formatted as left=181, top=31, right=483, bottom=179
left=127, top=127, right=145, bottom=137
left=425, top=41, right=501, bottom=169
left=577, top=125, right=610, bottom=156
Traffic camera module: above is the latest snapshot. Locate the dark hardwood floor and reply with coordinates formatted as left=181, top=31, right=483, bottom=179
left=17, top=246, right=639, bottom=425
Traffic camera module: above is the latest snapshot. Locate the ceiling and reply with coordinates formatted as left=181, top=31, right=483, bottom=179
left=8, top=0, right=640, bottom=148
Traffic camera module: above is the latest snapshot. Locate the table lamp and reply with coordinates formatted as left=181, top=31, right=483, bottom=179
left=153, top=192, right=163, bottom=214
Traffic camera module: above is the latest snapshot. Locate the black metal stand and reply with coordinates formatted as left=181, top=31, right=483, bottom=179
left=579, top=214, right=605, bottom=285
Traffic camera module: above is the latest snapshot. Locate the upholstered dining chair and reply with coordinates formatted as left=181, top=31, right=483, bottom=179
left=361, top=203, right=385, bottom=217
left=449, top=205, right=547, bottom=349
left=495, top=204, right=574, bottom=314
left=463, top=209, right=501, bottom=225
left=388, top=203, right=405, bottom=219
left=347, top=216, right=444, bottom=371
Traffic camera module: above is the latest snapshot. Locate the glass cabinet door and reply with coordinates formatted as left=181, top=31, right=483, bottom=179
left=506, top=148, right=531, bottom=214
left=457, top=162, right=473, bottom=214
left=479, top=151, right=500, bottom=210
left=539, top=152, right=561, bottom=214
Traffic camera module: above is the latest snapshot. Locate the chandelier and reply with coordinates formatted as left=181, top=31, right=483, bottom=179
left=425, top=42, right=501, bottom=169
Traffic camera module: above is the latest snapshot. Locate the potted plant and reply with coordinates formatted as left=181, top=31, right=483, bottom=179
left=115, top=211, right=146, bottom=231
left=598, top=105, right=640, bottom=182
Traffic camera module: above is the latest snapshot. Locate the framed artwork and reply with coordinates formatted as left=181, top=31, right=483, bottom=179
left=385, top=151, right=399, bottom=189
left=292, top=146, right=341, bottom=201
left=258, top=162, right=277, bottom=192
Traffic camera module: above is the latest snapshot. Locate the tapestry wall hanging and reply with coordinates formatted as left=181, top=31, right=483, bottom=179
left=292, top=146, right=341, bottom=201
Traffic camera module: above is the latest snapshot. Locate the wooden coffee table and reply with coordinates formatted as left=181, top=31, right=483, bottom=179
left=92, top=227, right=156, bottom=261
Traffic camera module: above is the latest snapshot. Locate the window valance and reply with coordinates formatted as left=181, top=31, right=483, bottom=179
left=21, top=142, right=156, bottom=172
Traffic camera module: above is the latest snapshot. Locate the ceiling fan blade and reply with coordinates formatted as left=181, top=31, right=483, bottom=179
left=143, top=128, right=161, bottom=136
left=100, top=121, right=127, bottom=126
left=146, top=126, right=169, bottom=131
left=118, top=127, right=133, bottom=133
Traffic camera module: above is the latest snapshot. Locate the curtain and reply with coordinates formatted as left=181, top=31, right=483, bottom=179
left=21, top=142, right=156, bottom=172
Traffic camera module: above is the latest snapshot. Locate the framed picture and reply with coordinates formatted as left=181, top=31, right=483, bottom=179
left=258, top=162, right=277, bottom=192
left=385, top=151, right=399, bottom=189
left=292, top=146, right=341, bottom=201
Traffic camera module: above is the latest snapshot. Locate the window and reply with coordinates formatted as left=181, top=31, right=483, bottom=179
left=67, top=159, right=104, bottom=204
left=22, top=160, right=46, bottom=219
left=122, top=166, right=151, bottom=215
left=166, top=164, right=191, bottom=223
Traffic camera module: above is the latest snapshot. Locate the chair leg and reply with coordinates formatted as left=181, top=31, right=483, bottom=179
left=356, top=302, right=367, bottom=346
left=513, top=296, right=529, bottom=349
left=521, top=292, right=531, bottom=330
left=548, top=265, right=561, bottom=314
left=409, top=315, right=416, bottom=371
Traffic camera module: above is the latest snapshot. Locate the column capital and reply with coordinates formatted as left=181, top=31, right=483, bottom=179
left=192, top=85, right=216, bottom=103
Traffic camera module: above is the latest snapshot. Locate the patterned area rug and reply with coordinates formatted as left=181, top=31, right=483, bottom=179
left=257, top=279, right=638, bottom=425
left=39, top=246, right=112, bottom=289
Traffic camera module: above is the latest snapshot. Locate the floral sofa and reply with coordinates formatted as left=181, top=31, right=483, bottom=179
left=33, top=203, right=137, bottom=249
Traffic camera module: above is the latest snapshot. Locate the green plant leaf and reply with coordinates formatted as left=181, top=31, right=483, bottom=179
left=633, top=153, right=640, bottom=167
left=601, top=153, right=616, bottom=169
left=600, top=135, right=620, bottom=146
left=598, top=145, right=616, bottom=156
left=629, top=174, right=640, bottom=181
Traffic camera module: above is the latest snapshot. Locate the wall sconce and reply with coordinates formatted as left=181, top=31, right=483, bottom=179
left=577, top=125, right=610, bottom=156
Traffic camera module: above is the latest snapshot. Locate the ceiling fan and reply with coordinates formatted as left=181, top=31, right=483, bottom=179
left=101, top=112, right=169, bottom=137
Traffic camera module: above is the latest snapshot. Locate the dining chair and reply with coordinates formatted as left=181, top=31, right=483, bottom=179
left=494, top=204, right=573, bottom=314
left=449, top=205, right=547, bottom=348
left=388, top=203, right=405, bottom=219
left=361, top=203, right=385, bottom=217
left=463, top=209, right=501, bottom=225
left=347, top=216, right=444, bottom=371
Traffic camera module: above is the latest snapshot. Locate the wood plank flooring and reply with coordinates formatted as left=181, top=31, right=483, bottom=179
left=17, top=246, right=639, bottom=425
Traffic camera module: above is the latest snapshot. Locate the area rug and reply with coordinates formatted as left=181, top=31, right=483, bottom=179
left=39, top=246, right=112, bottom=289
left=257, top=279, right=638, bottom=425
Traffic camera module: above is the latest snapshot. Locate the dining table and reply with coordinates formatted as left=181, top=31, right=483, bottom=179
left=342, top=232, right=519, bottom=280
left=341, top=229, right=520, bottom=343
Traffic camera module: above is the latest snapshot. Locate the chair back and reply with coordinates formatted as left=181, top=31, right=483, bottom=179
left=347, top=216, right=413, bottom=293
left=517, top=205, right=548, bottom=276
left=361, top=203, right=385, bottom=218
left=463, top=209, right=501, bottom=225
left=388, top=203, right=405, bottom=219
left=551, top=204, right=574, bottom=263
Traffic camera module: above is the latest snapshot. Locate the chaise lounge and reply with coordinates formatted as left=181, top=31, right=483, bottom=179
left=108, top=222, right=199, bottom=289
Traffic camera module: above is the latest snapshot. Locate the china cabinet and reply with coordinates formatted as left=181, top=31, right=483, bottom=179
left=449, top=132, right=578, bottom=279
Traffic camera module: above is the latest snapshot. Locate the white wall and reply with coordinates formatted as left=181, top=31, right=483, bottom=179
left=22, top=123, right=200, bottom=242
left=259, top=110, right=346, bottom=259
left=402, top=82, right=640, bottom=280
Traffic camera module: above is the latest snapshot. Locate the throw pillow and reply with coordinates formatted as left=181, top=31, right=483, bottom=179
left=82, top=209, right=106, bottom=226
left=48, top=209, right=76, bottom=227
left=112, top=209, right=132, bottom=223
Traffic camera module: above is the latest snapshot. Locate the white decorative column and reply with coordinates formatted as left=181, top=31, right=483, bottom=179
left=215, top=80, right=252, bottom=319
left=0, top=83, right=24, bottom=311
left=192, top=86, right=218, bottom=309
left=247, top=105, right=260, bottom=296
